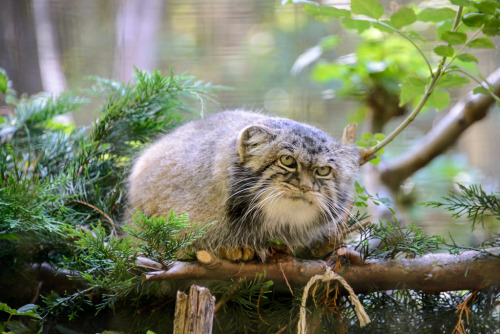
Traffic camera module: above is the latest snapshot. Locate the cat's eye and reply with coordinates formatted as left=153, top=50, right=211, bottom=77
left=280, top=155, right=296, bottom=168
left=316, top=166, right=332, bottom=177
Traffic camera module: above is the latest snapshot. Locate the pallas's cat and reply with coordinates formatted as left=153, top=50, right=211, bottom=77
left=128, top=111, right=359, bottom=261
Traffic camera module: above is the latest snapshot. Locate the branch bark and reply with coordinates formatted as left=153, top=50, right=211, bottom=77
left=141, top=248, right=500, bottom=294
left=379, top=67, right=500, bottom=191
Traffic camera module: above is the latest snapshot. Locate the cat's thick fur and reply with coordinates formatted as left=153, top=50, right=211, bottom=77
left=128, top=110, right=359, bottom=261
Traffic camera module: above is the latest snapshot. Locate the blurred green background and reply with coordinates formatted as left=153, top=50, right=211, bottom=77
left=1, top=0, right=499, bottom=245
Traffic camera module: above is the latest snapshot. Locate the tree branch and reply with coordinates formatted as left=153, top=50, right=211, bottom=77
left=140, top=248, right=500, bottom=294
left=379, top=67, right=500, bottom=190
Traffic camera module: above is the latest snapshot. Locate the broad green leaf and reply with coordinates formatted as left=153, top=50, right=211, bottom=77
left=483, top=17, right=500, bottom=36
left=441, top=31, right=467, bottom=45
left=433, top=45, right=455, bottom=57
left=0, top=70, right=7, bottom=93
left=449, top=0, right=474, bottom=6
left=425, top=90, right=451, bottom=110
left=311, top=62, right=349, bottom=83
left=0, top=303, right=16, bottom=315
left=369, top=155, right=381, bottom=165
left=351, top=0, right=384, bottom=20
left=418, top=8, right=456, bottom=23
left=361, top=132, right=373, bottom=142
left=474, top=2, right=498, bottom=15
left=303, top=4, right=350, bottom=18
left=467, top=37, right=497, bottom=49
left=390, top=7, right=417, bottom=28
left=371, top=21, right=395, bottom=33
left=356, top=141, right=368, bottom=148
left=400, top=77, right=426, bottom=106
left=456, top=53, right=478, bottom=63
left=0, top=116, right=4, bottom=124
left=462, top=13, right=489, bottom=27
left=473, top=86, right=490, bottom=95
left=373, top=133, right=386, bottom=141
left=341, top=18, right=371, bottom=32
left=436, top=73, right=470, bottom=89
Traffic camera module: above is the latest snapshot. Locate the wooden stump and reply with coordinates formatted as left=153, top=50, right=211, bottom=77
left=173, top=285, right=215, bottom=334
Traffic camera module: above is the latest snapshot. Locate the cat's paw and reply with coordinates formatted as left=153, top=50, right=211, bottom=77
left=218, top=247, right=255, bottom=261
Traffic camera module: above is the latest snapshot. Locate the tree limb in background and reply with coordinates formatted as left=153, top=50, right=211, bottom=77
left=379, top=67, right=500, bottom=191
left=141, top=248, right=500, bottom=294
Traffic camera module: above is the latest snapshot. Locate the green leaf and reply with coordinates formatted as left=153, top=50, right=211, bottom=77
left=351, top=0, right=384, bottom=20
left=361, top=132, right=373, bottom=142
left=418, top=8, right=456, bottom=23
left=303, top=4, right=350, bottom=18
left=436, top=73, right=470, bottom=89
left=400, top=77, right=426, bottom=106
left=369, top=155, right=381, bottom=165
left=371, top=21, right=395, bottom=33
left=390, top=7, right=417, bottom=28
left=449, top=0, right=474, bottom=6
left=473, top=86, right=490, bottom=95
left=311, top=62, right=349, bottom=83
left=467, top=37, right=497, bottom=49
left=0, top=70, right=7, bottom=93
left=456, top=53, right=478, bottom=63
left=441, top=31, right=467, bottom=45
left=433, top=45, right=455, bottom=57
left=483, top=17, right=500, bottom=36
left=425, top=90, right=451, bottom=110
left=462, top=13, right=489, bottom=27
left=373, top=133, right=386, bottom=142
left=474, top=2, right=498, bottom=15
left=341, top=18, right=371, bottom=32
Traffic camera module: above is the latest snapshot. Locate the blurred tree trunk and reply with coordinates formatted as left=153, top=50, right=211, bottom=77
left=32, top=0, right=67, bottom=95
left=0, top=0, right=43, bottom=96
left=113, top=0, right=164, bottom=81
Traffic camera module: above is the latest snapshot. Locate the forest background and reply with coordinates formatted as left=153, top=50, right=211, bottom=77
left=1, top=0, right=499, bottom=333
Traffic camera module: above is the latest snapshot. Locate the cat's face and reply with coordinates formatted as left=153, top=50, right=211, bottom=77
left=227, top=118, right=359, bottom=247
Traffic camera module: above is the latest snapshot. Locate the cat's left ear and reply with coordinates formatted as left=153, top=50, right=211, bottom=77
left=237, top=125, right=276, bottom=162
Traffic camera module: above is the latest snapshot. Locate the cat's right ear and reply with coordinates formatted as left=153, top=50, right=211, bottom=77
left=237, top=125, right=276, bottom=162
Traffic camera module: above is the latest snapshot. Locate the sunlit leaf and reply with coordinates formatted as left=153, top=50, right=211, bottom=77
left=462, top=13, right=489, bottom=27
left=436, top=73, right=469, bottom=89
left=467, top=37, right=497, bottom=49
left=341, top=18, right=371, bottom=32
left=303, top=4, right=350, bottom=18
left=473, top=86, right=490, bottom=95
left=371, top=21, right=395, bottom=33
left=351, top=0, right=384, bottom=20
left=433, top=45, right=455, bottom=57
left=425, top=90, right=450, bottom=110
left=0, top=69, right=7, bottom=93
left=390, top=7, right=417, bottom=28
left=417, top=8, right=456, bottom=22
left=449, top=0, right=474, bottom=6
left=456, top=53, right=478, bottom=63
left=400, top=77, right=426, bottom=106
left=441, top=31, right=467, bottom=45
left=311, top=62, right=349, bottom=83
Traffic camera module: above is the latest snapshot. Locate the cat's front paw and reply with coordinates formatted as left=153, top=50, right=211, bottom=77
left=218, top=247, right=255, bottom=261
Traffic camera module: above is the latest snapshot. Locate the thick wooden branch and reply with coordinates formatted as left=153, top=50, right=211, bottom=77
left=141, top=248, right=500, bottom=294
left=379, top=67, right=500, bottom=190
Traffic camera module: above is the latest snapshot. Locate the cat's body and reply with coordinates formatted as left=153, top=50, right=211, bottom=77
left=128, top=110, right=359, bottom=261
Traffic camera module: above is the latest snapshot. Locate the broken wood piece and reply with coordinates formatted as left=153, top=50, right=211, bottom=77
left=173, top=285, right=216, bottom=334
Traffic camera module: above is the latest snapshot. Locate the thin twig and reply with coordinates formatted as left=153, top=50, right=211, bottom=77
left=278, top=260, right=294, bottom=296
left=74, top=200, right=117, bottom=237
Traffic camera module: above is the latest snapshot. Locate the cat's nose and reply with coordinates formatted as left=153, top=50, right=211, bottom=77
left=300, top=178, right=314, bottom=192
